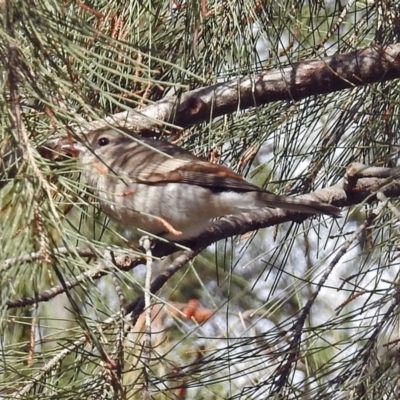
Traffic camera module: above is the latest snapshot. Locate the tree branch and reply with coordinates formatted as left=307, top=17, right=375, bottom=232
left=62, top=43, right=400, bottom=138
left=6, top=165, right=400, bottom=311
left=124, top=167, right=400, bottom=321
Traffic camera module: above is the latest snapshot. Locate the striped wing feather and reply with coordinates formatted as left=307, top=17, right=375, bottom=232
left=135, top=158, right=263, bottom=193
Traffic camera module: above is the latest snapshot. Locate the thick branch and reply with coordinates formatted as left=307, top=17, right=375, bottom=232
left=171, top=173, right=400, bottom=249
left=124, top=171, right=400, bottom=320
left=6, top=166, right=400, bottom=311
left=75, top=43, right=400, bottom=136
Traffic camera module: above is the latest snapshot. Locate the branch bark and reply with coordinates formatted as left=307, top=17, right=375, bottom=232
left=6, top=165, right=400, bottom=312
left=65, top=43, right=400, bottom=138
left=124, top=167, right=400, bottom=320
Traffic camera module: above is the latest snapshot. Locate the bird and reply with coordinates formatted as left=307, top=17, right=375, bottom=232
left=61, top=127, right=341, bottom=241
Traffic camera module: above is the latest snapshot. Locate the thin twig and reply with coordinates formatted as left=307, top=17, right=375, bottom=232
left=1, top=247, right=95, bottom=272
left=124, top=244, right=203, bottom=324
left=140, top=236, right=154, bottom=399
left=15, top=335, right=89, bottom=397
left=7, top=250, right=142, bottom=309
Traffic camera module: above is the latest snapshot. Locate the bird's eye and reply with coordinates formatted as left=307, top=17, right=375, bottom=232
left=98, top=137, right=110, bottom=146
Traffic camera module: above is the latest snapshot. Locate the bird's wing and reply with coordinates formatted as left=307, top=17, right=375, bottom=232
left=108, top=137, right=263, bottom=192
left=134, top=157, right=263, bottom=193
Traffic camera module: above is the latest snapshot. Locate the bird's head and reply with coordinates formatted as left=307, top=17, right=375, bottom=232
left=60, top=128, right=133, bottom=163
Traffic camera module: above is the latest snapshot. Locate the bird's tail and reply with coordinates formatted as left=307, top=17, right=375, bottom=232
left=259, top=191, right=341, bottom=218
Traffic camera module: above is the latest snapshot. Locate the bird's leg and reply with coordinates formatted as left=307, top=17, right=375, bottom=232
left=155, top=216, right=182, bottom=237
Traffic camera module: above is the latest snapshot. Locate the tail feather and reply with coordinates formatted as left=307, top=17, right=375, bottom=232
left=260, top=192, right=341, bottom=218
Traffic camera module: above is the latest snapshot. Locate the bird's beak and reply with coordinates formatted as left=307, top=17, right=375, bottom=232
left=59, top=140, right=86, bottom=157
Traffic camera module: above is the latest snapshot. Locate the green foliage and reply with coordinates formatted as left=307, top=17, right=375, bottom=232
left=1, top=0, right=400, bottom=399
